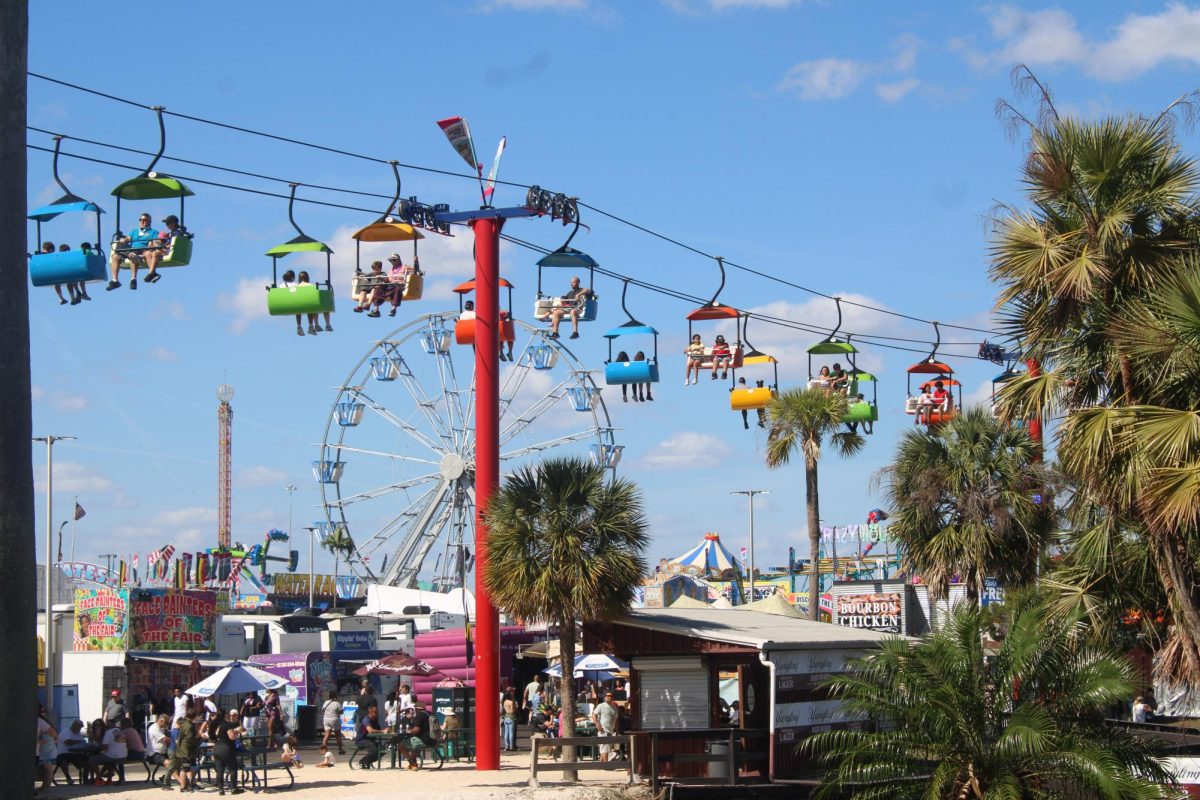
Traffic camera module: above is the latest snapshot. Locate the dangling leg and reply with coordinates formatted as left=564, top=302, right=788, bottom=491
left=295, top=313, right=305, bottom=336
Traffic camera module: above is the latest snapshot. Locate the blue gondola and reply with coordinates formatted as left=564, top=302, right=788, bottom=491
left=590, top=443, right=624, bottom=468
left=567, top=385, right=602, bottom=412
left=370, top=356, right=400, bottom=382
left=336, top=401, right=366, bottom=427
left=604, top=279, right=660, bottom=386
left=311, top=459, right=345, bottom=484
left=419, top=327, right=453, bottom=355
left=528, top=343, right=559, bottom=370
left=28, top=136, right=106, bottom=287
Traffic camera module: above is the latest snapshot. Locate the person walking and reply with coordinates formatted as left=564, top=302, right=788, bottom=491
left=591, top=692, right=619, bottom=762
left=104, top=689, right=128, bottom=727
left=169, top=706, right=200, bottom=793
left=209, top=708, right=244, bottom=796
left=321, top=689, right=345, bottom=754
left=262, top=688, right=282, bottom=750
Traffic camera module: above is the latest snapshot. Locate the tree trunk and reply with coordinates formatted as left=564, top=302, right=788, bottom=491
left=806, top=456, right=821, bottom=621
left=1151, top=531, right=1200, bottom=685
left=0, top=4, right=36, bottom=796
left=558, top=618, right=578, bottom=781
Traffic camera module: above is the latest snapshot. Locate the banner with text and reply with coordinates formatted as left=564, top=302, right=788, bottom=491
left=129, top=589, right=218, bottom=651
left=73, top=587, right=130, bottom=651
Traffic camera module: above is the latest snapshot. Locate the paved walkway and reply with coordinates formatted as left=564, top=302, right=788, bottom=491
left=40, top=744, right=646, bottom=800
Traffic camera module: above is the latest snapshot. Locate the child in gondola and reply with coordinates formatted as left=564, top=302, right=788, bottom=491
left=685, top=334, right=706, bottom=385
left=633, top=351, right=653, bottom=402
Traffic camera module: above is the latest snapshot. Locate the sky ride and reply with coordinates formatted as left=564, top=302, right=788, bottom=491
left=905, top=322, right=960, bottom=426
left=264, top=183, right=335, bottom=324
left=27, top=135, right=106, bottom=289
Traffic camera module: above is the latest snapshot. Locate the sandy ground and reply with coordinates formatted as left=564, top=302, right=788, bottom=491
left=38, top=744, right=651, bottom=800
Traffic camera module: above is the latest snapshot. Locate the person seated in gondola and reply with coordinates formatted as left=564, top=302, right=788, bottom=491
left=354, top=260, right=385, bottom=313
left=931, top=380, right=950, bottom=410
left=460, top=300, right=476, bottom=321
left=809, top=365, right=832, bottom=390
left=914, top=385, right=934, bottom=425
left=847, top=393, right=873, bottom=435
left=830, top=363, right=850, bottom=394
left=548, top=275, right=593, bottom=340
left=498, top=308, right=514, bottom=362
left=685, top=334, right=706, bottom=386
left=736, top=377, right=767, bottom=429
left=380, top=253, right=411, bottom=318
left=38, top=241, right=71, bottom=306
left=634, top=351, right=653, bottom=402
left=710, top=335, right=732, bottom=380
left=297, top=270, right=333, bottom=334
left=107, top=211, right=160, bottom=291
left=616, top=351, right=634, bottom=402
left=144, top=215, right=185, bottom=281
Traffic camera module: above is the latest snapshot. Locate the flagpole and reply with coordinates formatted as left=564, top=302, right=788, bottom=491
left=70, top=495, right=77, bottom=562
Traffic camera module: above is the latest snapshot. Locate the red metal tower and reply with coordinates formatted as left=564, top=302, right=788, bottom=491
left=217, top=384, right=234, bottom=549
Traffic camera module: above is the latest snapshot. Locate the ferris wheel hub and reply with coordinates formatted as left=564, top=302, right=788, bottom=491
left=439, top=452, right=469, bottom=480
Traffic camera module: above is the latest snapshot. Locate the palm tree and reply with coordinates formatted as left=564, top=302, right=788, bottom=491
left=765, top=387, right=866, bottom=620
left=321, top=524, right=355, bottom=607
left=808, top=593, right=1171, bottom=799
left=482, top=457, right=648, bottom=774
left=882, top=407, right=1054, bottom=605
left=991, top=68, right=1200, bottom=682
left=0, top=1, right=36, bottom=792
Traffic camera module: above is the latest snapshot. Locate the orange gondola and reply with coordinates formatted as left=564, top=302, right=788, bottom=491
left=453, top=278, right=516, bottom=345
left=906, top=323, right=958, bottom=425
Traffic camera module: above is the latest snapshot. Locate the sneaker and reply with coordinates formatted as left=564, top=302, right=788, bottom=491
left=623, top=396, right=628, bottom=403
left=353, top=306, right=364, bottom=313
left=82, top=293, right=92, bottom=300
left=60, top=298, right=68, bottom=305
left=692, top=377, right=698, bottom=385
left=684, top=379, right=690, bottom=386
left=314, top=323, right=324, bottom=332
left=308, top=324, right=317, bottom=334
left=548, top=332, right=558, bottom=339
left=646, top=394, right=654, bottom=401
left=130, top=279, right=137, bottom=290
left=367, top=311, right=381, bottom=318
left=389, top=309, right=397, bottom=317
left=711, top=373, right=718, bottom=380
left=722, top=372, right=729, bottom=379
left=569, top=332, right=579, bottom=339
left=146, top=272, right=160, bottom=283
left=324, top=323, right=333, bottom=332
left=106, top=281, right=121, bottom=291
left=297, top=327, right=305, bottom=336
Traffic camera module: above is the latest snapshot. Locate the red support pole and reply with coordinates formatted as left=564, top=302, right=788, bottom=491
left=472, top=215, right=503, bottom=771
left=1025, top=357, right=1043, bottom=459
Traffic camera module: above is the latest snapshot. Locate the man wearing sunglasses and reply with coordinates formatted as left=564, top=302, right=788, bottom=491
left=106, top=212, right=161, bottom=290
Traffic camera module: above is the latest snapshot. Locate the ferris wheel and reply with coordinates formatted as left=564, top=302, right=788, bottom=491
left=315, top=312, right=620, bottom=589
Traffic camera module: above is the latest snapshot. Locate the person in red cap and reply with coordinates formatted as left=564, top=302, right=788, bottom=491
left=104, top=689, right=128, bottom=727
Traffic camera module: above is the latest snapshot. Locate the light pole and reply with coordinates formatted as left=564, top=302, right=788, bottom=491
left=302, top=526, right=319, bottom=610
left=34, top=434, right=74, bottom=720
left=285, top=483, right=296, bottom=540
left=731, top=489, right=769, bottom=602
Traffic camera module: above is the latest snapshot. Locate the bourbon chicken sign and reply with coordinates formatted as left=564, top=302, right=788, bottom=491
left=835, top=592, right=902, bottom=634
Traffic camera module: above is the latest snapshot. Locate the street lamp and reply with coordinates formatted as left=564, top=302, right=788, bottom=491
left=730, top=489, right=769, bottom=602
left=302, top=526, right=320, bottom=610
left=285, top=484, right=297, bottom=540
left=34, top=434, right=75, bottom=721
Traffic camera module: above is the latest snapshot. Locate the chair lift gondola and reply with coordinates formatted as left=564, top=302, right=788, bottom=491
left=264, top=184, right=335, bottom=317
left=991, top=365, right=1022, bottom=418
left=685, top=256, right=744, bottom=374
left=109, top=107, right=195, bottom=271
left=350, top=161, right=426, bottom=304
left=28, top=135, right=106, bottom=287
left=806, top=298, right=857, bottom=393
left=729, top=313, right=778, bottom=411
left=842, top=336, right=879, bottom=432
left=906, top=322, right=959, bottom=425
left=453, top=278, right=516, bottom=346
left=533, top=213, right=598, bottom=327
left=604, top=279, right=660, bottom=386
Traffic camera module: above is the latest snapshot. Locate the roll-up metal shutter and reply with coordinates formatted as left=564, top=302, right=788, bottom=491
left=638, top=667, right=709, bottom=729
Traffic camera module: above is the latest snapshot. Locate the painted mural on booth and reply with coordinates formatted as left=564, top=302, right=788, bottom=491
left=73, top=587, right=130, bottom=651
left=129, top=589, right=218, bottom=650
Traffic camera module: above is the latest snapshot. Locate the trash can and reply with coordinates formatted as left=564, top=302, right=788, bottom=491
left=296, top=705, right=317, bottom=742
left=707, top=740, right=729, bottom=779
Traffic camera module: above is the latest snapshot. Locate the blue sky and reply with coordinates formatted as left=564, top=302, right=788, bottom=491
left=26, top=1, right=1200, bottom=580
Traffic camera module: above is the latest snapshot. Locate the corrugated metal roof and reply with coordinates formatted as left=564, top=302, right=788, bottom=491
left=622, top=608, right=901, bottom=650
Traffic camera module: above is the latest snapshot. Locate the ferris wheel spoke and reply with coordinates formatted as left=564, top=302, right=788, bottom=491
left=386, top=345, right=457, bottom=449
left=328, top=444, right=439, bottom=466
left=493, top=374, right=579, bottom=450
left=352, top=484, right=441, bottom=563
left=497, top=339, right=538, bottom=417
left=427, top=334, right=469, bottom=452
left=500, top=430, right=608, bottom=461
left=381, top=479, right=457, bottom=587
left=327, top=471, right=442, bottom=508
left=353, top=388, right=444, bottom=454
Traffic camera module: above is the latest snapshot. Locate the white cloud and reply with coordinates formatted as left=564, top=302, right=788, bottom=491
left=150, top=301, right=189, bottom=321
left=667, top=0, right=799, bottom=12
left=876, top=78, right=920, bottom=103
left=32, top=384, right=90, bottom=412
left=778, top=34, right=922, bottom=102
left=148, top=346, right=180, bottom=363
left=483, top=0, right=588, bottom=8
left=151, top=507, right=218, bottom=527
left=956, top=4, right=1200, bottom=82
left=640, top=432, right=732, bottom=470
left=34, top=461, right=114, bottom=494
left=237, top=466, right=288, bottom=488
left=778, top=58, right=870, bottom=100
left=218, top=276, right=270, bottom=335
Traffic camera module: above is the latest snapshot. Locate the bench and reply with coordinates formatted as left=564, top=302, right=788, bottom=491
left=691, top=345, right=744, bottom=370
left=528, top=735, right=635, bottom=788
left=242, top=761, right=295, bottom=791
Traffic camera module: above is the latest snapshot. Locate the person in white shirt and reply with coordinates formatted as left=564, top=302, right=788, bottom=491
left=172, top=686, right=189, bottom=723
left=147, top=714, right=171, bottom=766
left=314, top=744, right=335, bottom=768
left=89, top=723, right=129, bottom=783
left=398, top=683, right=416, bottom=713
